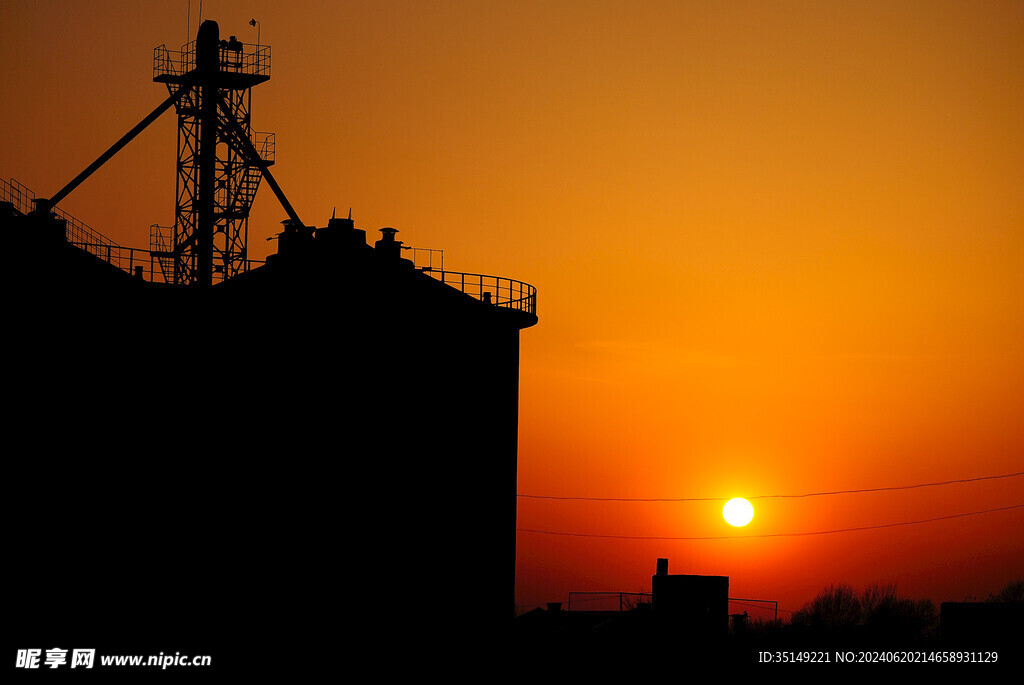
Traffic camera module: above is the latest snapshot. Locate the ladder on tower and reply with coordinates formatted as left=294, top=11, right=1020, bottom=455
left=150, top=223, right=175, bottom=283
left=226, top=164, right=263, bottom=219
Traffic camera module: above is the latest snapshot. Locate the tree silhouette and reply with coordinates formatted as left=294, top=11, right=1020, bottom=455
left=792, top=583, right=861, bottom=629
left=860, top=582, right=935, bottom=638
left=988, top=579, right=1023, bottom=603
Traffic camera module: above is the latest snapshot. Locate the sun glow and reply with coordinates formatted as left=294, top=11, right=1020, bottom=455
left=723, top=498, right=754, bottom=527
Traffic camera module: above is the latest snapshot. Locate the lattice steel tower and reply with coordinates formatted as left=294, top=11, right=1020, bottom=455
left=153, top=21, right=274, bottom=286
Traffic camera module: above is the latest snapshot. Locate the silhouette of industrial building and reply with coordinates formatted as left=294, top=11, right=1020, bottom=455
left=4, top=18, right=536, bottom=673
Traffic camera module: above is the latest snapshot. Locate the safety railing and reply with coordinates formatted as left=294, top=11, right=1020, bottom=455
left=55, top=207, right=120, bottom=261
left=154, top=40, right=271, bottom=81
left=425, top=270, right=536, bottom=316
left=567, top=592, right=652, bottom=612
left=253, top=131, right=275, bottom=163
left=62, top=243, right=265, bottom=285
left=1, top=178, right=266, bottom=284
left=1, top=177, right=125, bottom=264
left=0, top=177, right=36, bottom=215
left=405, top=246, right=444, bottom=272
left=153, top=44, right=180, bottom=79
left=72, top=243, right=155, bottom=280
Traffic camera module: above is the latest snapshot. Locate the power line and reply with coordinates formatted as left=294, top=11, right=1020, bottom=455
left=516, top=503, right=1023, bottom=541
left=517, top=471, right=1024, bottom=502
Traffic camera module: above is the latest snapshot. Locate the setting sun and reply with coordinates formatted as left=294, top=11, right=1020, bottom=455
left=723, top=498, right=754, bottom=527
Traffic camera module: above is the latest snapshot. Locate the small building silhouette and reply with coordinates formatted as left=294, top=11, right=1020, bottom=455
left=940, top=601, right=1024, bottom=647
left=652, top=558, right=729, bottom=638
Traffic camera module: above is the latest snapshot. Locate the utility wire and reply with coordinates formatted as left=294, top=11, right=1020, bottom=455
left=517, top=471, right=1024, bottom=502
left=516, top=503, right=1023, bottom=541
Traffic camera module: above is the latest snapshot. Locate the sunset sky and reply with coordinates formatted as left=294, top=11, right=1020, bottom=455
left=2, top=1, right=1021, bottom=619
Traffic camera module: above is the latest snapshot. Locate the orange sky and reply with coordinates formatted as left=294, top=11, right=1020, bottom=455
left=2, top=0, right=1021, bottom=618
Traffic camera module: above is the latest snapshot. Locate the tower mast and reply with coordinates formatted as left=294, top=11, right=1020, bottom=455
left=153, top=19, right=274, bottom=286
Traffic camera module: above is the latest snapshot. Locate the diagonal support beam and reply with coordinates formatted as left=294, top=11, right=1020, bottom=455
left=44, top=84, right=191, bottom=212
left=214, top=93, right=302, bottom=227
